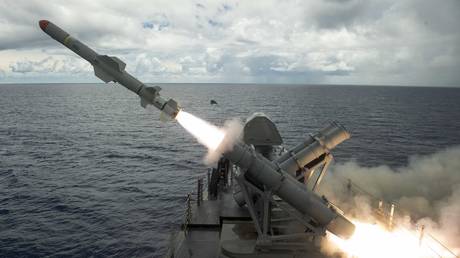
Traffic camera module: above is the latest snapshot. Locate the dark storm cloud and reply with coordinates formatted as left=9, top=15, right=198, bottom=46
left=0, top=2, right=78, bottom=50
left=312, top=0, right=387, bottom=30
left=0, top=1, right=147, bottom=51
left=410, top=1, right=460, bottom=35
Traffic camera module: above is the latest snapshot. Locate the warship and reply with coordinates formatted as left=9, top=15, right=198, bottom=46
left=166, top=114, right=355, bottom=258
left=38, top=20, right=458, bottom=258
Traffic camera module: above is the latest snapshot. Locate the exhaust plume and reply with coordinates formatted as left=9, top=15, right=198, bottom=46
left=176, top=110, right=243, bottom=165
left=176, top=110, right=225, bottom=151
left=204, top=118, right=243, bottom=165
left=320, top=146, right=460, bottom=256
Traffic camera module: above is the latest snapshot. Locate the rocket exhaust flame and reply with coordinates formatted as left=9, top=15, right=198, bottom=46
left=176, top=110, right=244, bottom=165
left=176, top=110, right=225, bottom=151
left=326, top=221, right=457, bottom=258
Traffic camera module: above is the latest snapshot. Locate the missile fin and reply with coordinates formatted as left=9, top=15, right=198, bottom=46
left=109, top=56, right=126, bottom=72
left=94, top=66, right=115, bottom=83
left=160, top=111, right=172, bottom=122
left=98, top=55, right=126, bottom=72
left=140, top=97, right=148, bottom=108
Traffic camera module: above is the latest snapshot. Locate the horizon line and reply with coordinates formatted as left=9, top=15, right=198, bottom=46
left=0, top=82, right=459, bottom=89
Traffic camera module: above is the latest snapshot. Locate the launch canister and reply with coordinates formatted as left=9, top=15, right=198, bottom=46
left=38, top=20, right=180, bottom=119
left=218, top=121, right=356, bottom=239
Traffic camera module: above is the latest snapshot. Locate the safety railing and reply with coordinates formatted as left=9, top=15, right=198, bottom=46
left=183, top=193, right=192, bottom=236
left=342, top=176, right=458, bottom=258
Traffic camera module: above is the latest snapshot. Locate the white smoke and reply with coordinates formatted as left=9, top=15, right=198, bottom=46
left=320, top=146, right=460, bottom=253
left=175, top=109, right=244, bottom=166
left=204, top=118, right=243, bottom=166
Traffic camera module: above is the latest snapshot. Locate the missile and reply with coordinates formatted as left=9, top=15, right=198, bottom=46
left=38, top=20, right=180, bottom=119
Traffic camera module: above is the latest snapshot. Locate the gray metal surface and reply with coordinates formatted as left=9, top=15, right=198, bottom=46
left=38, top=20, right=180, bottom=119
left=244, top=113, right=283, bottom=146
left=277, top=122, right=350, bottom=175
left=190, top=189, right=249, bottom=226
left=169, top=180, right=344, bottom=258
left=222, top=140, right=355, bottom=239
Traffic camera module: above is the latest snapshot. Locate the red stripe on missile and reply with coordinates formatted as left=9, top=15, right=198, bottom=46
left=39, top=20, right=49, bottom=31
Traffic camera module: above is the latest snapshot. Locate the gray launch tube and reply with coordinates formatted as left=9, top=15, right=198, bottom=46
left=234, top=122, right=350, bottom=207
left=277, top=121, right=350, bottom=174
left=222, top=141, right=355, bottom=239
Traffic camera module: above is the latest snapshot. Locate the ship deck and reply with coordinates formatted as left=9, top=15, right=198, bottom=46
left=168, top=186, right=339, bottom=258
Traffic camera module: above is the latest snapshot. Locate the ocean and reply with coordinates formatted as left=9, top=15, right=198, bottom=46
left=1, top=83, right=460, bottom=257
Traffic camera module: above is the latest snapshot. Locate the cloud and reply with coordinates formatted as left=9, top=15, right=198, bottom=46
left=142, top=13, right=170, bottom=31
left=10, top=57, right=53, bottom=73
left=0, top=0, right=459, bottom=85
left=9, top=56, right=91, bottom=74
left=311, top=0, right=384, bottom=30
left=134, top=53, right=182, bottom=76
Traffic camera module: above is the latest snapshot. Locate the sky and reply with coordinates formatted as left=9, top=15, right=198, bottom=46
left=0, top=0, right=459, bottom=86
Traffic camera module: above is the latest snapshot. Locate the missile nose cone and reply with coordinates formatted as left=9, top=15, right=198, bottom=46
left=39, top=20, right=49, bottom=31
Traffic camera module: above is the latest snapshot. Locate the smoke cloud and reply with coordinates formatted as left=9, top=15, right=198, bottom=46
left=204, top=118, right=243, bottom=166
left=319, top=146, right=460, bottom=253
left=175, top=110, right=243, bottom=166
